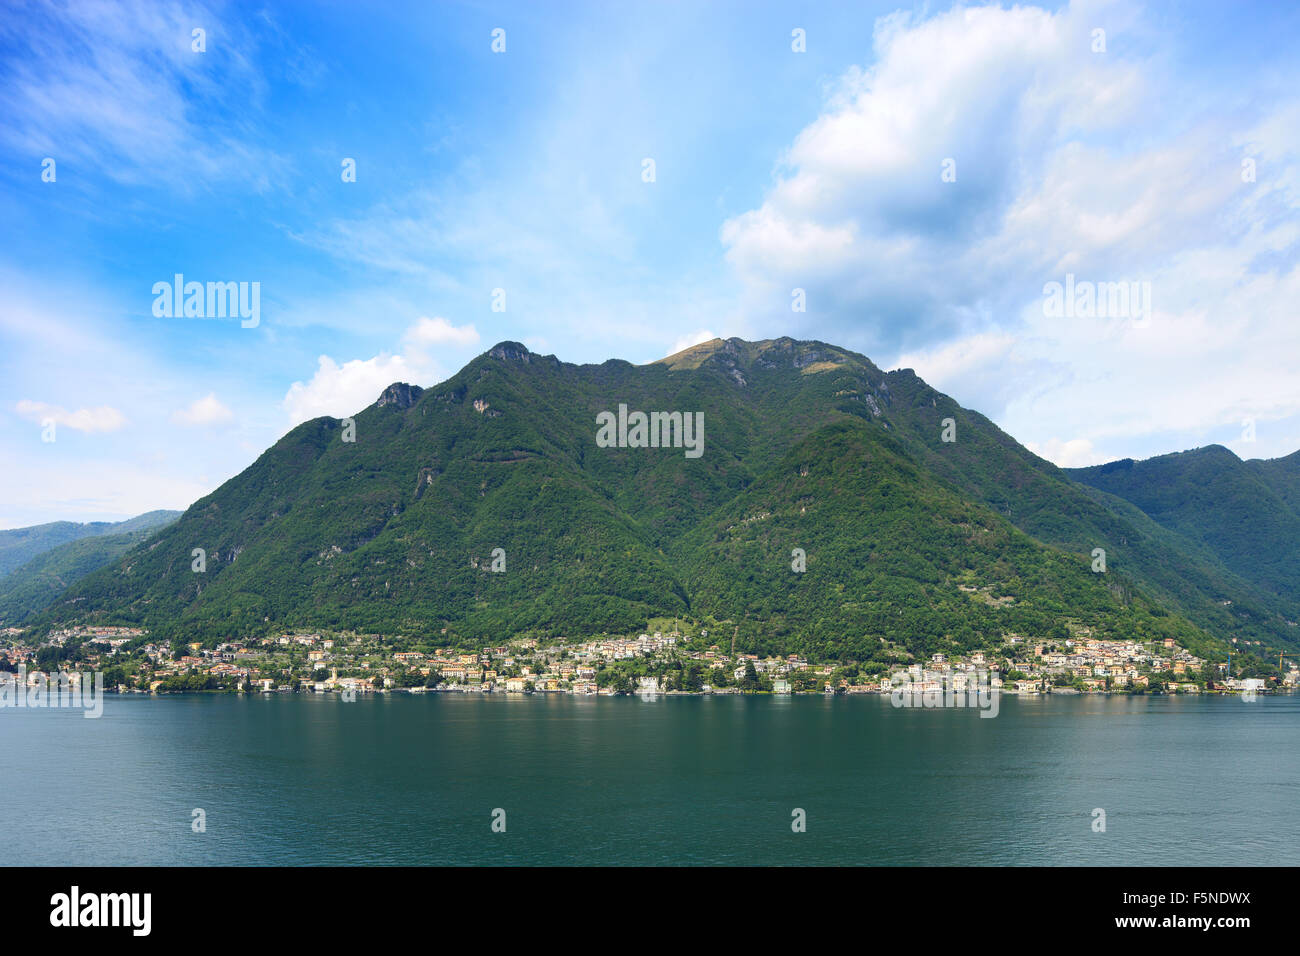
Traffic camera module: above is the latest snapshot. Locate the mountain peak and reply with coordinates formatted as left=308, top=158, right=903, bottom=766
left=487, top=341, right=532, bottom=363
left=1188, top=443, right=1240, bottom=462
left=653, top=336, right=860, bottom=373
left=375, top=382, right=423, bottom=409
left=654, top=337, right=728, bottom=369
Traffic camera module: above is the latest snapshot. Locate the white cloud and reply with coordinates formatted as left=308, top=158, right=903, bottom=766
left=282, top=317, right=479, bottom=425
left=0, top=0, right=297, bottom=192
left=172, top=393, right=234, bottom=426
left=284, top=353, right=423, bottom=425
left=15, top=400, right=127, bottom=433
left=723, top=0, right=1300, bottom=464
left=722, top=1, right=1150, bottom=353
left=404, top=316, right=480, bottom=348
left=1024, top=438, right=1107, bottom=469
left=669, top=329, right=718, bottom=356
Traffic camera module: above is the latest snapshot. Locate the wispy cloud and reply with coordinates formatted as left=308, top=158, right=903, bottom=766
left=0, top=0, right=295, bottom=191
left=16, top=400, right=126, bottom=433
left=171, top=392, right=234, bottom=426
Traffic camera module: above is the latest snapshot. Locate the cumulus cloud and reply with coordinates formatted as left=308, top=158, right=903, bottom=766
left=282, top=318, right=479, bottom=424
left=724, top=0, right=1300, bottom=463
left=15, top=400, right=127, bottom=433
left=171, top=393, right=234, bottom=426
left=721, top=2, right=1148, bottom=353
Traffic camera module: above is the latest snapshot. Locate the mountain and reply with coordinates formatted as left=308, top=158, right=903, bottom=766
left=0, top=511, right=180, bottom=579
left=26, top=339, right=1298, bottom=664
left=0, top=516, right=180, bottom=625
left=1068, top=446, right=1300, bottom=605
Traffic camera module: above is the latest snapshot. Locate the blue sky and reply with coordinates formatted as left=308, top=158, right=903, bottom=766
left=2, top=0, right=1299, bottom=527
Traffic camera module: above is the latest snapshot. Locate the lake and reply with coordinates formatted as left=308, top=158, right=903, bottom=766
left=2, top=692, right=1297, bottom=865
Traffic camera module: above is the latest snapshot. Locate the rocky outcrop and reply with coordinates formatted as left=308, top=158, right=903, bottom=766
left=488, top=342, right=531, bottom=363
left=376, top=383, right=423, bottom=409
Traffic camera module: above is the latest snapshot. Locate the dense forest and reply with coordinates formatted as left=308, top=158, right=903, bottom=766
left=22, top=337, right=1300, bottom=667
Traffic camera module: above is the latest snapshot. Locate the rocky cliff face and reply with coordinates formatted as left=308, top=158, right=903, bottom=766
left=376, top=383, right=424, bottom=409
left=488, top=342, right=532, bottom=363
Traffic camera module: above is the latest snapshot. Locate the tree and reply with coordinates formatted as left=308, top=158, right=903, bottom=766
left=682, top=664, right=704, bottom=692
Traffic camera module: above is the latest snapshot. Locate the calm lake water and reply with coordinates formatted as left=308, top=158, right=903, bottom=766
left=3, top=692, right=1297, bottom=866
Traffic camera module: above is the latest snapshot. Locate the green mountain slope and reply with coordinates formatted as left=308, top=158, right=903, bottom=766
left=1068, top=446, right=1300, bottom=607
left=28, top=338, right=1293, bottom=662
left=867, top=381, right=1300, bottom=653
left=677, top=419, right=1214, bottom=661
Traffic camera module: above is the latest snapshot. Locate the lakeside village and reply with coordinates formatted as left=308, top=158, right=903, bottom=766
left=1, top=622, right=1296, bottom=701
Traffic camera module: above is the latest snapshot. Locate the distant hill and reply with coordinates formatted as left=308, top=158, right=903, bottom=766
left=24, top=339, right=1300, bottom=666
left=0, top=510, right=180, bottom=578
left=1069, top=446, right=1300, bottom=604
left=0, top=511, right=180, bottom=625
left=0, top=515, right=179, bottom=624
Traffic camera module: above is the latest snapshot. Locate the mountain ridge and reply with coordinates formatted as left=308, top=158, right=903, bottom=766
left=0, top=510, right=181, bottom=579
left=1069, top=444, right=1300, bottom=607
left=21, top=339, right=1297, bottom=669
